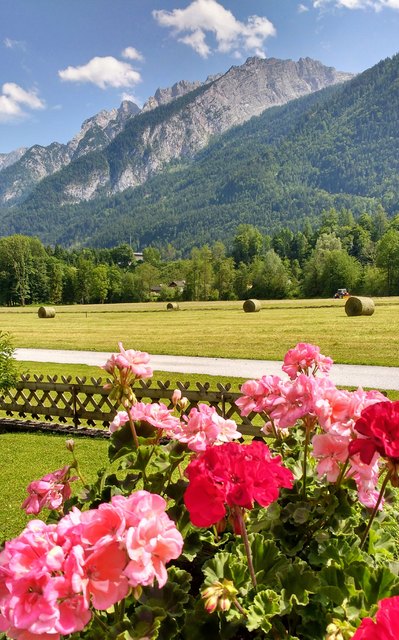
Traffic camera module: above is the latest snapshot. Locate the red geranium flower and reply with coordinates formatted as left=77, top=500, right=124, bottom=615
left=348, top=401, right=399, bottom=465
left=184, top=441, right=294, bottom=528
left=352, top=596, right=399, bottom=639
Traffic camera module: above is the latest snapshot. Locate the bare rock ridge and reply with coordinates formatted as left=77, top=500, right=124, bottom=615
left=0, top=56, right=353, bottom=207
left=0, top=147, right=27, bottom=172
left=92, top=56, right=354, bottom=203
left=0, top=101, right=140, bottom=205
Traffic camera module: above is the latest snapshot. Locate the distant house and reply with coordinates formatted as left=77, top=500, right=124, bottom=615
left=133, top=252, right=144, bottom=262
left=150, top=285, right=164, bottom=296
left=168, top=280, right=186, bottom=292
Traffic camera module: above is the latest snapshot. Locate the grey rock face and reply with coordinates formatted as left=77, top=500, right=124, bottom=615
left=142, top=79, right=204, bottom=112
left=0, top=147, right=27, bottom=172
left=1, top=57, right=354, bottom=207
left=110, top=56, right=353, bottom=197
left=0, top=101, right=140, bottom=206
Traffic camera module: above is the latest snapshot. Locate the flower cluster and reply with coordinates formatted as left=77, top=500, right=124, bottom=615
left=6, top=340, right=399, bottom=640
left=349, top=400, right=399, bottom=465
left=21, top=465, right=77, bottom=515
left=110, top=401, right=242, bottom=452
left=282, top=342, right=333, bottom=379
left=184, top=440, right=294, bottom=528
left=102, top=342, right=153, bottom=409
left=236, top=342, right=389, bottom=508
left=173, top=403, right=242, bottom=452
left=0, top=491, right=183, bottom=640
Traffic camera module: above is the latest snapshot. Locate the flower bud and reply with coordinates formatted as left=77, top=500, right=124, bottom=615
left=132, top=585, right=142, bottom=600
left=180, top=396, right=189, bottom=411
left=325, top=621, right=350, bottom=640
left=65, top=439, right=75, bottom=452
left=172, top=389, right=182, bottom=405
left=201, top=579, right=238, bottom=614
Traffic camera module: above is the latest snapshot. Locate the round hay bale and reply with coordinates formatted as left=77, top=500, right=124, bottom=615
left=345, top=296, right=375, bottom=317
left=166, top=302, right=180, bottom=311
left=38, top=306, right=56, bottom=318
left=243, top=299, right=261, bottom=313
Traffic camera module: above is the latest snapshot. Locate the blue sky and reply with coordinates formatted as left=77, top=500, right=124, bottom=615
left=0, top=0, right=398, bottom=153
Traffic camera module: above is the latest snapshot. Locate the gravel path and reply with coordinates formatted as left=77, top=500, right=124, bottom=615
left=15, top=348, right=399, bottom=391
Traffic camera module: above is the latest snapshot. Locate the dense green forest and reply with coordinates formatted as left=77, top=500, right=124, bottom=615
left=0, top=54, right=398, bottom=252
left=2, top=204, right=399, bottom=306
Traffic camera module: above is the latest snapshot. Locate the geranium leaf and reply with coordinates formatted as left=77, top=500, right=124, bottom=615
left=280, top=560, right=320, bottom=611
left=346, top=563, right=399, bottom=608
left=202, top=551, right=250, bottom=591
left=124, top=605, right=164, bottom=639
left=246, top=589, right=280, bottom=632
left=139, top=572, right=191, bottom=618
left=236, top=534, right=290, bottom=587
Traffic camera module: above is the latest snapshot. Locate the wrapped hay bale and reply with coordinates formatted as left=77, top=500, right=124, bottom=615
left=243, top=299, right=261, bottom=313
left=345, top=296, right=375, bottom=317
left=38, top=306, right=56, bottom=318
left=166, top=302, right=180, bottom=311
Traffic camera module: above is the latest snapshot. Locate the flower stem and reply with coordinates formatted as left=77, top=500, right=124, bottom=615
left=302, top=423, right=312, bottom=497
left=335, top=457, right=350, bottom=489
left=93, top=611, right=110, bottom=634
left=233, top=598, right=248, bottom=617
left=128, top=413, right=139, bottom=448
left=235, top=506, right=257, bottom=590
left=359, top=467, right=392, bottom=550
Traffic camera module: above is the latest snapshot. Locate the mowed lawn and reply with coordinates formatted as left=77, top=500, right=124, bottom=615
left=0, top=297, right=398, bottom=366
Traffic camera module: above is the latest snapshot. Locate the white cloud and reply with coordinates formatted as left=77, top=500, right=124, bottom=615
left=0, top=83, right=45, bottom=123
left=153, top=0, right=276, bottom=58
left=122, top=46, right=144, bottom=61
left=58, top=56, right=142, bottom=89
left=298, top=3, right=310, bottom=11
left=120, top=91, right=141, bottom=106
left=313, top=0, right=399, bottom=9
left=3, top=37, right=26, bottom=50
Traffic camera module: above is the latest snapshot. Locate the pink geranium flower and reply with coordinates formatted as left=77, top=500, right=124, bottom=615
left=270, top=374, right=317, bottom=429
left=312, top=432, right=350, bottom=482
left=282, top=342, right=333, bottom=379
left=171, top=403, right=242, bottom=452
left=21, top=466, right=77, bottom=515
left=0, top=491, right=183, bottom=639
left=129, top=402, right=181, bottom=433
left=236, top=375, right=283, bottom=417
left=103, top=342, right=152, bottom=380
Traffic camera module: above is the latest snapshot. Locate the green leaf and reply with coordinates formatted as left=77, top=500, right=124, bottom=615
left=139, top=568, right=192, bottom=618
left=246, top=589, right=280, bottom=633
left=202, top=551, right=250, bottom=592
left=317, top=564, right=349, bottom=605
left=236, top=534, right=290, bottom=587
left=346, top=563, right=399, bottom=608
left=125, top=605, right=164, bottom=640
left=280, top=559, right=320, bottom=611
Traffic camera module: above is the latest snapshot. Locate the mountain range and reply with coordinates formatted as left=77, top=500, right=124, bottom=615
left=0, top=53, right=398, bottom=251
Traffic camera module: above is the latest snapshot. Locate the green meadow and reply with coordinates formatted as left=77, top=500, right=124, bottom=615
left=1, top=296, right=399, bottom=366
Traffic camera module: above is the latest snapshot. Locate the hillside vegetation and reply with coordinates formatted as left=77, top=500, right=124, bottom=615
left=0, top=54, right=398, bottom=250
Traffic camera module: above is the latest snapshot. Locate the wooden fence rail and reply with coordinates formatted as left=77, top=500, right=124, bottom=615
left=0, top=375, right=266, bottom=437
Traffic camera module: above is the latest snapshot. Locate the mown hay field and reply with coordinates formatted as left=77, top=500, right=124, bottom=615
left=1, top=297, right=399, bottom=366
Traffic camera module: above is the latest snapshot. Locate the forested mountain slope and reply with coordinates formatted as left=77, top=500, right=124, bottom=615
left=0, top=54, right=398, bottom=251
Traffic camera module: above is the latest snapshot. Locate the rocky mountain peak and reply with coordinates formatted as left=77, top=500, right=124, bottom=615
left=143, top=78, right=205, bottom=112
left=0, top=147, right=28, bottom=173
left=0, top=55, right=354, bottom=209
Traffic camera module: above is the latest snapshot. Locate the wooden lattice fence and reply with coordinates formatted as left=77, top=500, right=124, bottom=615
left=0, top=375, right=266, bottom=437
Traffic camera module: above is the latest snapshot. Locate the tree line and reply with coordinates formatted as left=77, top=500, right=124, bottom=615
left=1, top=205, right=399, bottom=306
